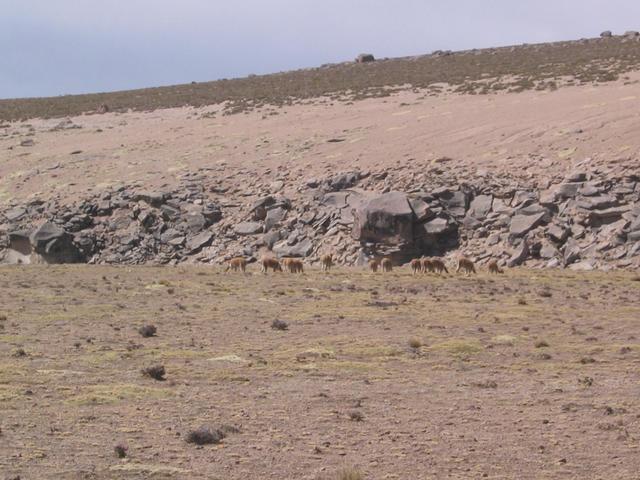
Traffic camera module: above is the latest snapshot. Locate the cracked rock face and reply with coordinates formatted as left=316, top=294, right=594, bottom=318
left=1, top=166, right=639, bottom=270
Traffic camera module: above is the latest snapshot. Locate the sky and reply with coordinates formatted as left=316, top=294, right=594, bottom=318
left=2, top=0, right=640, bottom=99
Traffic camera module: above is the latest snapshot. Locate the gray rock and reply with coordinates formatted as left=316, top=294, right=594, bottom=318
left=4, top=207, right=26, bottom=222
left=408, top=197, right=431, bottom=222
left=565, top=171, right=587, bottom=182
left=30, top=222, right=83, bottom=263
left=273, top=238, right=314, bottom=257
left=555, top=182, right=583, bottom=199
left=134, top=191, right=166, bottom=207
left=8, top=230, right=32, bottom=255
left=423, top=217, right=451, bottom=235
left=355, top=53, right=375, bottom=63
left=508, top=241, right=530, bottom=267
left=183, top=212, right=207, bottom=233
left=234, top=222, right=263, bottom=235
left=510, top=212, right=545, bottom=237
left=467, top=194, right=493, bottom=219
left=160, top=228, right=183, bottom=244
left=263, top=230, right=283, bottom=249
left=563, top=238, right=581, bottom=265
left=250, top=196, right=276, bottom=220
left=322, top=192, right=349, bottom=209
left=352, top=191, right=414, bottom=244
left=540, top=242, right=559, bottom=259
left=326, top=172, right=361, bottom=191
left=587, top=205, right=631, bottom=225
left=436, top=190, right=468, bottom=217
left=264, top=207, right=287, bottom=232
left=600, top=30, right=613, bottom=38
left=576, top=195, right=618, bottom=210
left=186, top=231, right=213, bottom=253
left=546, top=224, right=569, bottom=243
left=30, top=222, right=65, bottom=250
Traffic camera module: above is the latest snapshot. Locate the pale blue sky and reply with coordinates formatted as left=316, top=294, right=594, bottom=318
left=2, top=0, right=640, bottom=99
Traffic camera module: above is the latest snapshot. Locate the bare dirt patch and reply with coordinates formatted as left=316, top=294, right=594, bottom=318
left=1, top=265, right=639, bottom=478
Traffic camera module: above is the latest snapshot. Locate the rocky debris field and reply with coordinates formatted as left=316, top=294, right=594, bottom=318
left=1, top=266, right=639, bottom=479
left=1, top=159, right=640, bottom=270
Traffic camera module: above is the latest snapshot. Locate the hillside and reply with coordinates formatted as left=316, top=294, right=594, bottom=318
left=1, top=34, right=640, bottom=270
left=2, top=34, right=640, bottom=121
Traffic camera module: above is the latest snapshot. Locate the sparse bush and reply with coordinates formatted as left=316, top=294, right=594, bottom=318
left=185, top=426, right=225, bottom=445
left=138, top=324, right=157, bottom=338
left=408, top=338, right=423, bottom=349
left=517, top=298, right=527, bottom=305
left=114, top=443, right=128, bottom=458
left=473, top=380, right=498, bottom=389
left=336, top=467, right=364, bottom=480
left=142, top=365, right=166, bottom=381
left=12, top=348, right=27, bottom=358
left=538, top=289, right=552, bottom=298
left=580, top=356, right=596, bottom=364
left=0, top=314, right=7, bottom=321
left=534, top=340, right=549, bottom=348
left=271, top=319, right=288, bottom=331
left=349, top=411, right=364, bottom=422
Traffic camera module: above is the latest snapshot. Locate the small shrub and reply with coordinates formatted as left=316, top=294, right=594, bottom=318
left=142, top=365, right=166, bottom=381
left=538, top=289, right=553, bottom=298
left=185, top=426, right=225, bottom=445
left=473, top=380, right=498, bottom=389
left=580, top=356, right=596, bottom=364
left=517, top=298, right=527, bottom=305
left=271, top=319, right=288, bottom=331
left=138, top=324, right=157, bottom=338
left=12, top=348, right=27, bottom=358
left=114, top=443, right=128, bottom=458
left=0, top=314, right=7, bottom=321
left=349, top=411, right=364, bottom=422
left=408, top=338, right=423, bottom=349
left=534, top=340, right=549, bottom=348
left=336, top=467, right=364, bottom=480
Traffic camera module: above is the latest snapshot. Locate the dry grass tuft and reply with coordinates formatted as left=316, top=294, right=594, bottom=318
left=142, top=365, right=166, bottom=381
left=138, top=324, right=157, bottom=338
left=336, top=467, right=364, bottom=480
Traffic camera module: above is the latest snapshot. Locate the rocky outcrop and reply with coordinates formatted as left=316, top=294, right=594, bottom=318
left=1, top=165, right=639, bottom=269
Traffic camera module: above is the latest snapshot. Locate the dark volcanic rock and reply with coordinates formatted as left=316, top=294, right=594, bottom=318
left=352, top=191, right=414, bottom=244
left=510, top=212, right=546, bottom=237
left=234, top=222, right=263, bottom=236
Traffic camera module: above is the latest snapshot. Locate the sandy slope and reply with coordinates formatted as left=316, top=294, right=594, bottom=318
left=1, top=72, right=640, bottom=206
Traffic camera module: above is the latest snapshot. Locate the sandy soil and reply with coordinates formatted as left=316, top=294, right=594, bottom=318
left=1, top=265, right=639, bottom=479
left=2, top=72, right=640, bottom=207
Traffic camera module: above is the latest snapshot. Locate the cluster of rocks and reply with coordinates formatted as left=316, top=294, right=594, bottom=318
left=1, top=167, right=639, bottom=270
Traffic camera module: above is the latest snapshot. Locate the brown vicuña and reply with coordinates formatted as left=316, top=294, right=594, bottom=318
left=369, top=259, right=380, bottom=273
left=430, top=258, right=448, bottom=274
left=381, top=258, right=393, bottom=272
left=224, top=256, right=247, bottom=272
left=487, top=260, right=504, bottom=274
left=261, top=256, right=282, bottom=273
left=321, top=254, right=333, bottom=271
left=456, top=257, right=476, bottom=274
left=283, top=258, right=304, bottom=273
left=410, top=258, right=422, bottom=275
left=421, top=258, right=434, bottom=273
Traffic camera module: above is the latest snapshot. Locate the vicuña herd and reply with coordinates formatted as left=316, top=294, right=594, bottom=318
left=224, top=254, right=505, bottom=275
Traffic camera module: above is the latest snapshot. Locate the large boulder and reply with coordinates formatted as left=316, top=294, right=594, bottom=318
left=29, top=222, right=84, bottom=263
left=273, top=238, right=314, bottom=257
left=467, top=195, right=493, bottom=220
left=264, top=207, right=287, bottom=232
left=510, top=212, right=546, bottom=237
left=234, top=221, right=263, bottom=236
left=435, top=189, right=468, bottom=217
left=351, top=192, right=414, bottom=244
